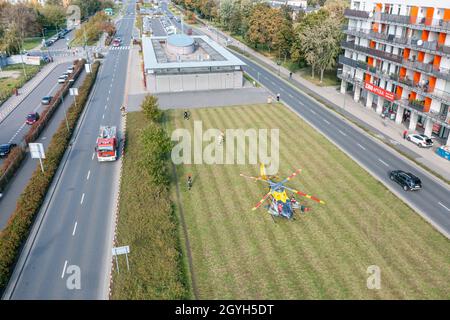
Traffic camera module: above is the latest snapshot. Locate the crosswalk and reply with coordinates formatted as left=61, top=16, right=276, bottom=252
left=109, top=46, right=131, bottom=51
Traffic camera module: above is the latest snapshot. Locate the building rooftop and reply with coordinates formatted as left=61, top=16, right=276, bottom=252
left=142, top=35, right=246, bottom=72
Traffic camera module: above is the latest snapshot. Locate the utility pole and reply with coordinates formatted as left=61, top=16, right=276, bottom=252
left=17, top=37, right=28, bottom=79
left=83, top=25, right=89, bottom=63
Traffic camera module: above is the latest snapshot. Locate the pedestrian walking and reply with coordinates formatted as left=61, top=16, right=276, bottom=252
left=403, top=130, right=408, bottom=139
left=289, top=72, right=292, bottom=79
left=187, top=175, right=193, bottom=190
left=276, top=93, right=280, bottom=102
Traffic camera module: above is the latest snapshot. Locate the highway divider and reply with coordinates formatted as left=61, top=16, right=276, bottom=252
left=0, top=61, right=100, bottom=292
left=0, top=59, right=84, bottom=196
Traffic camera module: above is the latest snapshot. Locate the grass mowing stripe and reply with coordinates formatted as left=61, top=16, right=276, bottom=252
left=201, top=107, right=284, bottom=298
left=171, top=114, right=206, bottom=299
left=176, top=112, right=241, bottom=299
left=231, top=104, right=333, bottom=298
left=272, top=116, right=373, bottom=298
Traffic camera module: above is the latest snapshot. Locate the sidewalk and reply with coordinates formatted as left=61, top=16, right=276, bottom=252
left=197, top=24, right=450, bottom=182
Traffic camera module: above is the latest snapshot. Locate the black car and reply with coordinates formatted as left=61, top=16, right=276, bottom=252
left=0, top=143, right=17, bottom=157
left=389, top=170, right=422, bottom=191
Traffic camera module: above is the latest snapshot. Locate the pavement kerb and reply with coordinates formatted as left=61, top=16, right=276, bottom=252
left=2, top=61, right=103, bottom=300
left=107, top=26, right=134, bottom=299
left=230, top=48, right=450, bottom=193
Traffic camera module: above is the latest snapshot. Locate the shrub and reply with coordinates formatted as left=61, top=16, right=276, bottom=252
left=140, top=122, right=172, bottom=186
left=0, top=61, right=100, bottom=291
left=141, top=95, right=162, bottom=123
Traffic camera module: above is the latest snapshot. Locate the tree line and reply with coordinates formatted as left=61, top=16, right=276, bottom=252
left=0, top=0, right=114, bottom=55
left=173, top=0, right=348, bottom=83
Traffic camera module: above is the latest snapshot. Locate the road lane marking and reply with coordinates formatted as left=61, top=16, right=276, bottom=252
left=105, top=105, right=108, bottom=110
left=357, top=143, right=366, bottom=150
left=309, top=109, right=317, bottom=115
left=438, top=202, right=450, bottom=212
left=378, top=159, right=389, bottom=167
left=61, top=260, right=68, bottom=278
left=102, top=114, right=105, bottom=119
left=86, top=170, right=90, bottom=180
left=80, top=193, right=85, bottom=205
left=92, top=152, right=95, bottom=160
left=288, top=93, right=293, bottom=98
left=338, top=130, right=347, bottom=136
left=72, top=222, right=78, bottom=236
left=323, top=119, right=330, bottom=125
left=107, top=97, right=110, bottom=102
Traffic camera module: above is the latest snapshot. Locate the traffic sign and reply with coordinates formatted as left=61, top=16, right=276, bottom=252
left=29, top=143, right=45, bottom=159
left=69, top=88, right=79, bottom=96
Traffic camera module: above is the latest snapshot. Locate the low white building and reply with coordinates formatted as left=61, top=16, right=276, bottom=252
left=142, top=34, right=246, bottom=93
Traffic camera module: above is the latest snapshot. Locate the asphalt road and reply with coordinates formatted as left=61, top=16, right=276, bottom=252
left=236, top=53, right=450, bottom=237
left=0, top=63, right=73, bottom=148
left=3, top=1, right=136, bottom=299
left=0, top=69, right=87, bottom=230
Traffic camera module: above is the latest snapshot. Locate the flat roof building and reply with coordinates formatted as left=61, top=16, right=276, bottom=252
left=339, top=0, right=450, bottom=146
left=142, top=34, right=246, bottom=93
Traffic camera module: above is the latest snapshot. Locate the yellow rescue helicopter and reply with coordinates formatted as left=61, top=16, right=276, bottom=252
left=240, top=164, right=325, bottom=221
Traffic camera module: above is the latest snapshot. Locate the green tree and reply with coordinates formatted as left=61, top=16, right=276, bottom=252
left=0, top=24, right=21, bottom=55
left=39, top=5, right=66, bottom=31
left=142, top=95, right=162, bottom=123
left=218, top=0, right=234, bottom=30
left=315, top=17, right=343, bottom=83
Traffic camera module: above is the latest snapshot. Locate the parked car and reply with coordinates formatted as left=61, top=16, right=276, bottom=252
left=67, top=66, right=75, bottom=74
left=41, top=96, right=53, bottom=105
left=58, top=74, right=68, bottom=83
left=0, top=143, right=17, bottom=157
left=406, top=133, right=434, bottom=148
left=26, top=112, right=39, bottom=125
left=389, top=170, right=422, bottom=191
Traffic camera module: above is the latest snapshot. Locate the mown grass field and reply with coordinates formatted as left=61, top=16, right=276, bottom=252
left=168, top=104, right=450, bottom=299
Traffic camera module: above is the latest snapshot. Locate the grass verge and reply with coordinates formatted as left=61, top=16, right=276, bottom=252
left=111, top=111, right=191, bottom=299
left=169, top=104, right=450, bottom=299
left=0, top=64, right=42, bottom=104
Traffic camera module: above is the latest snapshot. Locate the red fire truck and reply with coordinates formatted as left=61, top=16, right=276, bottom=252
left=96, top=126, right=118, bottom=162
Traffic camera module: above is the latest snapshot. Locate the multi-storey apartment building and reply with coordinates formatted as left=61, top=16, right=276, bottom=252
left=339, top=0, right=450, bottom=146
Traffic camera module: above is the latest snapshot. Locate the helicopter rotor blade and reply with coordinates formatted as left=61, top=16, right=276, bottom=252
left=284, top=186, right=325, bottom=204
left=280, top=169, right=302, bottom=184
left=252, top=191, right=272, bottom=211
left=240, top=173, right=271, bottom=184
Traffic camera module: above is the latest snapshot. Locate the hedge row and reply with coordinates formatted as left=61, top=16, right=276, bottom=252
left=0, top=59, right=84, bottom=193
left=0, top=61, right=100, bottom=291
